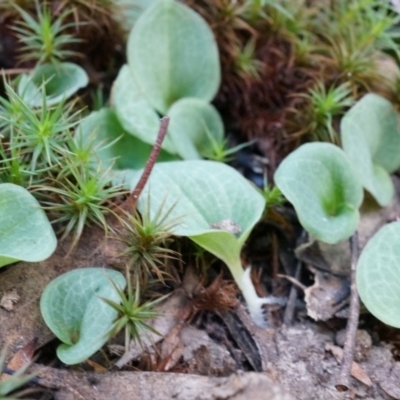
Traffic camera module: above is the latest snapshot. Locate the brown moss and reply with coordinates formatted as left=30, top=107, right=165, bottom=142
left=184, top=0, right=319, bottom=173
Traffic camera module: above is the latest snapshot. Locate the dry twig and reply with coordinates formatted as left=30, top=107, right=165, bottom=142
left=0, top=68, right=31, bottom=76
left=336, top=232, right=360, bottom=391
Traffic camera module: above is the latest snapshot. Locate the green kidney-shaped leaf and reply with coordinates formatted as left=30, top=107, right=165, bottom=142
left=167, top=98, right=224, bottom=159
left=357, top=222, right=400, bottom=328
left=40, top=268, right=126, bottom=365
left=341, top=94, right=400, bottom=206
left=112, top=65, right=176, bottom=154
left=126, top=160, right=265, bottom=271
left=0, top=183, right=57, bottom=267
left=18, top=62, right=88, bottom=107
left=127, top=0, right=220, bottom=114
left=75, top=108, right=178, bottom=171
left=124, top=161, right=289, bottom=326
left=274, top=143, right=363, bottom=244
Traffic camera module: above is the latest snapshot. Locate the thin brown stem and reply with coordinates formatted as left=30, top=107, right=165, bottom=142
left=1, top=68, right=32, bottom=76
left=120, top=116, right=170, bottom=215
left=336, top=232, right=360, bottom=391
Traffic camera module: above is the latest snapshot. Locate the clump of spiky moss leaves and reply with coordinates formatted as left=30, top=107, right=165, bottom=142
left=184, top=0, right=316, bottom=172
left=1, top=0, right=124, bottom=87
left=37, top=160, right=126, bottom=251
left=184, top=0, right=255, bottom=72
left=293, top=81, right=354, bottom=143
left=4, top=88, right=80, bottom=171
left=0, top=82, right=80, bottom=185
left=260, top=178, right=285, bottom=208
left=51, top=0, right=125, bottom=73
left=203, top=133, right=254, bottom=163
left=0, top=348, right=35, bottom=400
left=233, top=39, right=264, bottom=80
left=116, top=196, right=180, bottom=287
left=101, top=268, right=164, bottom=352
left=315, top=0, right=400, bottom=94
left=0, top=78, right=126, bottom=250
left=0, top=81, right=28, bottom=138
left=13, top=0, right=80, bottom=65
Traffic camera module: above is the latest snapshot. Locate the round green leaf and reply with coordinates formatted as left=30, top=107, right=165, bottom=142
left=341, top=94, right=400, bottom=206
left=127, top=0, right=220, bottom=114
left=274, top=143, right=363, bottom=244
left=0, top=183, right=57, bottom=267
left=125, top=161, right=274, bottom=326
left=127, top=160, right=265, bottom=268
left=75, top=108, right=178, bottom=170
left=40, top=268, right=126, bottom=365
left=112, top=65, right=176, bottom=154
left=357, top=222, right=400, bottom=328
left=168, top=98, right=224, bottom=159
left=18, top=62, right=89, bottom=107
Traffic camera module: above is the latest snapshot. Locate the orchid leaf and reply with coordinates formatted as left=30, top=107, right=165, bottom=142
left=274, top=142, right=363, bottom=244
left=40, top=268, right=126, bottom=365
left=18, top=62, right=88, bottom=107
left=127, top=0, right=220, bottom=114
left=124, top=160, right=269, bottom=325
left=357, top=222, right=400, bottom=328
left=0, top=183, right=57, bottom=267
left=341, top=94, right=400, bottom=206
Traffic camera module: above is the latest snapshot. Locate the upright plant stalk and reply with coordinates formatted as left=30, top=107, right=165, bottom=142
left=336, top=232, right=360, bottom=391
left=120, top=117, right=170, bottom=215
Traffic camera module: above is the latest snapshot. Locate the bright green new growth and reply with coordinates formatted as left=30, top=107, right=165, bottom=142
left=0, top=82, right=81, bottom=173
left=38, top=161, right=124, bottom=251
left=341, top=93, right=400, bottom=206
left=13, top=0, right=80, bottom=65
left=40, top=268, right=127, bottom=365
left=126, top=160, right=271, bottom=325
left=0, top=183, right=57, bottom=267
left=127, top=0, right=220, bottom=114
left=303, top=81, right=354, bottom=143
left=233, top=40, right=264, bottom=79
left=274, top=142, right=363, bottom=244
left=357, top=222, right=400, bottom=328
left=18, top=63, right=89, bottom=107
left=101, top=273, right=164, bottom=352
left=0, top=78, right=121, bottom=250
left=117, top=197, right=179, bottom=286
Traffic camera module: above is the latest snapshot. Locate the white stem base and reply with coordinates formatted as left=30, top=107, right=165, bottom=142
left=241, top=267, right=286, bottom=327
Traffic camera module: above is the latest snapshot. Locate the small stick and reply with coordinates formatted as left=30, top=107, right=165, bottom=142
left=336, top=232, right=360, bottom=391
left=0, top=68, right=32, bottom=76
left=282, top=261, right=303, bottom=326
left=120, top=116, right=170, bottom=214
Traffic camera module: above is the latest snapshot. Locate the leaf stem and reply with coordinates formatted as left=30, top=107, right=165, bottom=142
left=229, top=260, right=285, bottom=327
